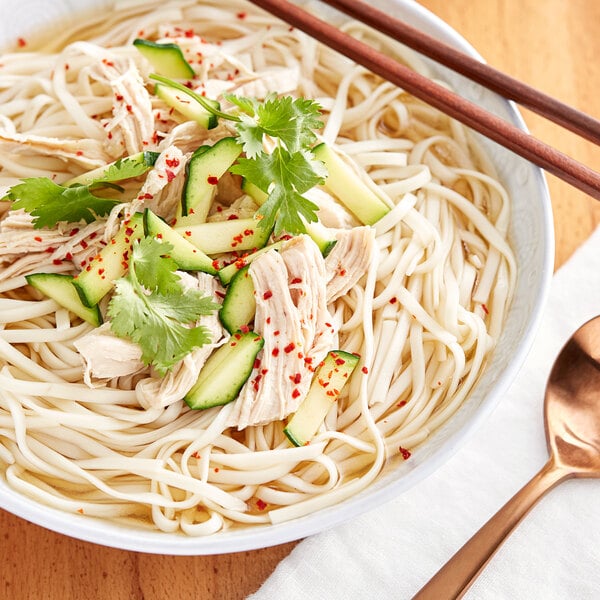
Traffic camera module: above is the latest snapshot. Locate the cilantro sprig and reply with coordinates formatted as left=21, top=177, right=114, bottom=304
left=107, top=237, right=219, bottom=374
left=3, top=154, right=157, bottom=229
left=150, top=74, right=326, bottom=236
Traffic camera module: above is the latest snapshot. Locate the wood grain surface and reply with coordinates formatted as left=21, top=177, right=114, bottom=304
left=1, top=1, right=599, bottom=599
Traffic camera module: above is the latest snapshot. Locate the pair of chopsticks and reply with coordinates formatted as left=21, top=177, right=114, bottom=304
left=247, top=0, right=600, bottom=201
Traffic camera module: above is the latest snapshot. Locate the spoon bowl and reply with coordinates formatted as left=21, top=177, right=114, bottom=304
left=545, top=316, right=600, bottom=475
left=415, top=315, right=600, bottom=599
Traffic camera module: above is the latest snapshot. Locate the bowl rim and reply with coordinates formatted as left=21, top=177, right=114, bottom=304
left=0, top=0, right=554, bottom=554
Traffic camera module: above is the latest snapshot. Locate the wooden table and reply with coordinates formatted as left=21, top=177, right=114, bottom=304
left=1, top=1, right=599, bottom=598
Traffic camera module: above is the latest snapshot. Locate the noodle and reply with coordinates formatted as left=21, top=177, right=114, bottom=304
left=0, top=0, right=516, bottom=535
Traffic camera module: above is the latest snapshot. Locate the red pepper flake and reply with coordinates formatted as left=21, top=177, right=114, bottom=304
left=263, top=290, right=273, bottom=300
left=339, top=269, right=346, bottom=276
left=253, top=358, right=262, bottom=370
left=227, top=214, right=239, bottom=220
left=297, top=351, right=304, bottom=359
left=326, top=390, right=336, bottom=397
left=98, top=268, right=105, bottom=276
left=361, top=366, right=369, bottom=374
left=102, top=59, right=115, bottom=67
left=77, top=508, right=84, bottom=514
left=121, top=261, right=128, bottom=269
left=243, top=229, right=253, bottom=236
left=34, top=236, right=42, bottom=242
left=214, top=290, right=225, bottom=299
left=290, top=373, right=302, bottom=384
left=214, top=467, right=220, bottom=473
left=107, top=131, right=113, bottom=140
left=65, top=252, right=73, bottom=260
left=389, top=296, right=398, bottom=304
left=397, top=400, right=407, bottom=408
left=481, top=303, right=489, bottom=314
left=399, top=447, right=412, bottom=460
left=271, top=348, right=279, bottom=357
left=65, top=63, right=70, bottom=71
left=191, top=451, right=201, bottom=459
left=290, top=277, right=302, bottom=284
left=234, top=333, right=242, bottom=340
left=17, top=37, right=27, bottom=48
left=69, top=228, right=79, bottom=236
left=273, top=330, right=280, bottom=336
left=284, top=342, right=295, bottom=354
left=240, top=324, right=250, bottom=334
left=261, top=368, right=269, bottom=375
left=207, top=175, right=218, bottom=185
left=304, top=357, right=313, bottom=365
left=334, top=357, right=346, bottom=366
left=166, top=157, right=180, bottom=168
left=89, top=232, right=97, bottom=240
left=212, top=259, right=220, bottom=270
left=266, top=317, right=271, bottom=324
left=184, top=230, right=192, bottom=237
left=237, top=11, right=247, bottom=19
left=292, top=389, right=301, bottom=399
left=80, top=240, right=88, bottom=249
left=184, top=28, right=195, bottom=38
left=256, top=499, right=267, bottom=511
left=53, top=259, right=63, bottom=265
left=166, top=169, right=176, bottom=183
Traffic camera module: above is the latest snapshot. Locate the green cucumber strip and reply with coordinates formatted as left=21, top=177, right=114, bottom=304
left=184, top=331, right=264, bottom=409
left=73, top=212, right=144, bottom=307
left=155, top=84, right=219, bottom=130
left=219, top=266, right=255, bottom=334
left=133, top=38, right=195, bottom=79
left=313, top=143, right=390, bottom=225
left=143, top=209, right=217, bottom=274
left=284, top=350, right=360, bottom=447
left=64, top=151, right=160, bottom=187
left=178, top=137, right=242, bottom=224
left=26, top=273, right=102, bottom=327
left=175, top=217, right=271, bottom=255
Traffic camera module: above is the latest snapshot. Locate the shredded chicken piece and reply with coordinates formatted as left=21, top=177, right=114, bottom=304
left=0, top=209, right=107, bottom=278
left=227, top=235, right=335, bottom=429
left=208, top=195, right=258, bottom=222
left=135, top=272, right=229, bottom=409
left=304, top=187, right=358, bottom=229
left=73, top=323, right=145, bottom=387
left=90, top=54, right=156, bottom=157
left=0, top=131, right=111, bottom=168
left=127, top=145, right=188, bottom=220
left=325, top=226, right=376, bottom=303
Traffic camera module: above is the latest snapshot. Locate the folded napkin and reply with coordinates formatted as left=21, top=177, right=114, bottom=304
left=250, top=225, right=600, bottom=600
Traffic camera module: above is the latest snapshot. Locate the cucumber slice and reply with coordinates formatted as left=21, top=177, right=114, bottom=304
left=179, top=137, right=242, bottom=223
left=185, top=331, right=264, bottom=409
left=133, top=38, right=195, bottom=79
left=155, top=84, right=219, bottom=130
left=219, top=266, right=255, bottom=334
left=175, top=217, right=271, bottom=255
left=143, top=209, right=217, bottom=274
left=284, top=350, right=360, bottom=447
left=217, top=241, right=283, bottom=286
left=73, top=213, right=144, bottom=307
left=26, top=273, right=102, bottom=327
left=63, top=151, right=160, bottom=187
left=241, top=178, right=336, bottom=255
left=313, top=143, right=390, bottom=225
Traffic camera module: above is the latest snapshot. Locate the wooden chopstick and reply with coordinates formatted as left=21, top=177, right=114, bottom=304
left=322, top=0, right=600, bottom=146
left=247, top=0, right=600, bottom=201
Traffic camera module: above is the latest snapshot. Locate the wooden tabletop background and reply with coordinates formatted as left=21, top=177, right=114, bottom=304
left=1, top=0, right=599, bottom=598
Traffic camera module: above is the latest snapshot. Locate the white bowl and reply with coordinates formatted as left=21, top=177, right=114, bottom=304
left=0, top=0, right=553, bottom=554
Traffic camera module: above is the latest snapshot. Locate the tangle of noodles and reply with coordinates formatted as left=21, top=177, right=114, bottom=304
left=0, top=0, right=516, bottom=535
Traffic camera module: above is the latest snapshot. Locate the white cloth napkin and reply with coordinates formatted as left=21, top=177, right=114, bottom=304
left=250, top=225, right=600, bottom=600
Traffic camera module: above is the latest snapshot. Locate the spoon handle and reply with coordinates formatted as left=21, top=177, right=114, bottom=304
left=413, top=458, right=569, bottom=600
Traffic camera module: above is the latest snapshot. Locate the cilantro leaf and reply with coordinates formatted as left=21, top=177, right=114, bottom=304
left=7, top=179, right=120, bottom=229
left=224, top=93, right=323, bottom=156
left=107, top=238, right=220, bottom=374
left=231, top=148, right=324, bottom=235
left=4, top=153, right=159, bottom=229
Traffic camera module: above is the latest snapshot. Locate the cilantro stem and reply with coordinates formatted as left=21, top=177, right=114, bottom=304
left=150, top=74, right=240, bottom=122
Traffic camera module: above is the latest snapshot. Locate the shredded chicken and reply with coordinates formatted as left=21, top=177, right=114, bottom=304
left=73, top=323, right=145, bottom=386
left=0, top=209, right=107, bottom=279
left=127, top=145, right=188, bottom=221
left=0, top=131, right=111, bottom=168
left=325, top=226, right=376, bottom=303
left=304, top=187, right=358, bottom=229
left=135, top=272, right=229, bottom=409
left=227, top=235, right=335, bottom=429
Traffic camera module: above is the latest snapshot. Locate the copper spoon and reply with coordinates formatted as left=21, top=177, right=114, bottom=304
left=414, top=315, right=600, bottom=600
